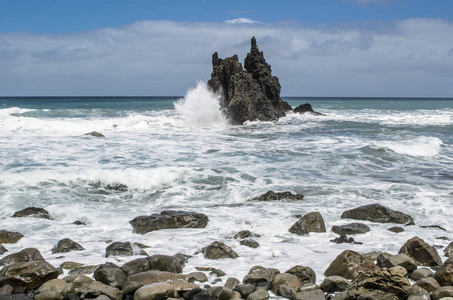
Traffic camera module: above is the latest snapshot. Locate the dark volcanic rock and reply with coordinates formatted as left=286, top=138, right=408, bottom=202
left=130, top=210, right=209, bottom=234
left=240, top=239, right=260, bottom=248
left=398, top=236, right=442, bottom=266
left=231, top=230, right=261, bottom=239
left=0, top=245, right=8, bottom=255
left=207, top=37, right=292, bottom=125
left=288, top=212, right=326, bottom=235
left=341, top=203, right=414, bottom=225
left=202, top=241, right=238, bottom=259
left=51, top=238, right=84, bottom=254
left=12, top=207, right=52, bottom=220
left=293, top=103, right=324, bottom=115
left=0, top=248, right=45, bottom=267
left=331, top=223, right=370, bottom=235
left=84, top=131, right=105, bottom=138
left=251, top=191, right=303, bottom=201
left=0, top=230, right=24, bottom=244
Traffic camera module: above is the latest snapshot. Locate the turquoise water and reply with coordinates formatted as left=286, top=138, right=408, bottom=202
left=0, top=89, right=452, bottom=282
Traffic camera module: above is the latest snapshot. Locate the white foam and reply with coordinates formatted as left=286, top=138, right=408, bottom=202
left=377, top=136, right=443, bottom=157
left=0, top=107, right=36, bottom=116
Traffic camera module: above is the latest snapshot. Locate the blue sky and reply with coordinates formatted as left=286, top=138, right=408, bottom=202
left=1, top=0, right=453, bottom=96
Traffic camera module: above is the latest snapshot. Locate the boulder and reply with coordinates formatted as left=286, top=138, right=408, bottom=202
left=0, top=245, right=8, bottom=255
left=67, top=265, right=99, bottom=275
left=207, top=37, right=292, bottom=125
left=0, top=248, right=45, bottom=266
left=378, top=253, right=418, bottom=272
left=388, top=226, right=405, bottom=233
left=12, top=207, right=52, bottom=220
left=202, top=241, right=238, bottom=259
left=183, top=288, right=212, bottom=300
left=410, top=268, right=434, bottom=281
left=293, top=103, right=324, bottom=116
left=195, top=266, right=226, bottom=277
left=0, top=261, right=59, bottom=289
left=330, top=234, right=360, bottom=244
left=413, top=277, right=440, bottom=292
left=34, top=278, right=74, bottom=300
left=0, top=294, right=33, bottom=300
left=271, top=273, right=301, bottom=295
left=341, top=203, right=414, bottom=225
left=187, top=272, right=208, bottom=283
left=246, top=288, right=269, bottom=300
left=289, top=212, right=326, bottom=235
left=320, top=276, right=351, bottom=293
left=251, top=191, right=303, bottom=201
left=0, top=230, right=24, bottom=244
left=233, top=284, right=256, bottom=299
left=324, top=250, right=379, bottom=280
left=445, top=242, right=453, bottom=257
left=148, top=254, right=184, bottom=273
left=231, top=230, right=261, bottom=239
left=398, top=236, right=442, bottom=266
left=121, top=258, right=151, bottom=277
left=122, top=280, right=144, bottom=296
left=285, top=265, right=316, bottom=284
left=93, top=266, right=127, bottom=289
left=434, top=260, right=453, bottom=286
left=84, top=131, right=105, bottom=138
left=130, top=211, right=209, bottom=234
left=331, top=223, right=370, bottom=235
left=243, top=266, right=274, bottom=286
left=77, top=281, right=122, bottom=300
left=240, top=239, right=260, bottom=248
left=291, top=289, right=325, bottom=300
left=62, top=274, right=93, bottom=289
left=128, top=270, right=190, bottom=286
left=430, top=286, right=453, bottom=300
left=225, top=277, right=241, bottom=290
left=105, top=242, right=147, bottom=257
left=51, top=238, right=84, bottom=253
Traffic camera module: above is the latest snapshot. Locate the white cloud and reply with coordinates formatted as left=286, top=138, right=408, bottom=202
left=0, top=18, right=452, bottom=97
left=225, top=18, right=260, bottom=24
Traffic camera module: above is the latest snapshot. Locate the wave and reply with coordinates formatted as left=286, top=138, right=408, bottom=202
left=0, top=107, right=36, bottom=116
left=374, top=136, right=443, bottom=157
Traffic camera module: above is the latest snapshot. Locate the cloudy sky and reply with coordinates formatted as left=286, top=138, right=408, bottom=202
left=1, top=0, right=452, bottom=97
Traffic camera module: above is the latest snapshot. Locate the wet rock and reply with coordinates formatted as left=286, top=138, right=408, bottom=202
left=320, top=276, right=351, bottom=293
left=67, top=264, right=99, bottom=275
left=330, top=234, right=360, bottom=244
left=240, top=239, right=260, bottom=248
left=233, top=284, right=256, bottom=299
left=285, top=265, right=316, bottom=285
left=0, top=261, right=59, bottom=289
left=288, top=212, right=326, bottom=235
left=243, top=266, right=274, bottom=286
left=187, top=272, right=208, bottom=283
left=225, top=277, right=241, bottom=290
left=413, top=277, right=440, bottom=292
left=121, top=258, right=151, bottom=276
left=0, top=284, right=14, bottom=294
left=0, top=248, right=45, bottom=266
left=291, top=289, right=325, bottom=300
left=388, top=226, right=405, bottom=233
left=93, top=266, right=127, bottom=289
left=251, top=191, right=303, bottom=201
left=293, top=103, right=324, bottom=116
left=34, top=278, right=74, bottom=300
left=410, top=268, right=434, bottom=281
left=331, top=223, right=370, bottom=235
left=202, top=241, right=238, bottom=259
left=430, top=286, right=453, bottom=300
left=378, top=253, right=418, bottom=272
left=341, top=203, right=414, bottom=225
left=84, top=131, right=105, bottom=138
left=271, top=273, right=301, bottom=295
left=246, top=288, right=269, bottom=300
left=0, top=294, right=33, bottom=300
left=128, top=270, right=191, bottom=286
left=445, top=242, right=453, bottom=257
left=420, top=225, right=446, bottom=231
left=105, top=241, right=147, bottom=257
left=148, top=254, right=184, bottom=273
left=195, top=267, right=226, bottom=277
left=130, top=210, right=209, bottom=234
left=12, top=207, right=52, bottom=220
left=183, top=288, right=211, bottom=300
left=0, top=245, right=8, bottom=255
left=72, top=220, right=86, bottom=226
left=231, top=230, right=261, bottom=239
left=434, top=259, right=453, bottom=286
left=77, top=281, right=122, bottom=300
left=324, top=250, right=379, bottom=280
left=51, top=238, right=84, bottom=254
left=278, top=285, right=296, bottom=298
left=0, top=230, right=24, bottom=244
left=62, top=274, right=93, bottom=290
left=398, top=236, right=442, bottom=266
left=60, top=262, right=84, bottom=270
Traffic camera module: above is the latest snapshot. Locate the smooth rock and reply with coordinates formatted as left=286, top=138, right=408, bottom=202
left=62, top=275, right=93, bottom=289
left=240, top=239, right=260, bottom=248
left=12, top=207, right=52, bottom=220
left=434, top=261, right=453, bottom=286
left=121, top=257, right=151, bottom=276
left=388, top=226, right=405, bottom=233
left=320, top=276, right=351, bottom=293
left=0, top=230, right=24, bottom=244
left=77, top=281, right=122, bottom=300
left=331, top=223, right=370, bottom=235
left=51, top=238, right=84, bottom=254
left=291, top=289, right=325, bottom=300
left=278, top=285, right=296, bottom=298
left=398, top=236, right=442, bottom=266
left=410, top=268, right=434, bottom=281
left=225, top=277, right=241, bottom=290
left=379, top=253, right=418, bottom=272
left=414, top=277, right=440, bottom=292
left=130, top=210, right=209, bottom=234
left=324, top=250, right=378, bottom=280
left=246, top=288, right=269, bottom=300
left=67, top=265, right=99, bottom=275
left=243, top=266, right=274, bottom=286
left=271, top=273, right=301, bottom=295
left=93, top=266, right=127, bottom=289
left=128, top=270, right=190, bottom=286
left=293, top=103, right=324, bottom=115
left=148, top=254, right=183, bottom=273
left=430, top=286, right=453, bottom=300
left=187, top=272, right=208, bottom=283
left=288, top=212, right=326, bottom=235
left=0, top=261, right=59, bottom=289
left=445, top=242, right=453, bottom=257
left=60, top=262, right=84, bottom=270
left=251, top=191, right=303, bottom=201
left=105, top=241, right=146, bottom=257
left=341, top=203, right=414, bottom=225
left=0, top=248, right=45, bottom=266
left=285, top=265, right=316, bottom=284
left=34, top=278, right=73, bottom=300
left=202, top=241, right=238, bottom=259
left=233, top=284, right=256, bottom=299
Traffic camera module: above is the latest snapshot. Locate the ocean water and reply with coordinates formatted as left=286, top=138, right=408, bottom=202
left=1, top=82, right=453, bottom=285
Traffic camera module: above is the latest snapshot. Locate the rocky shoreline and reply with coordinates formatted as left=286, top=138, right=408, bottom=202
left=1, top=192, right=453, bottom=300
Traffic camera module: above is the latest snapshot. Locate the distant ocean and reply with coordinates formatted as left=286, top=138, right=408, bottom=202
left=1, top=83, right=453, bottom=283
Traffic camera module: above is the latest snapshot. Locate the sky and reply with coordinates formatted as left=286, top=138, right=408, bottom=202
left=0, top=0, right=452, bottom=97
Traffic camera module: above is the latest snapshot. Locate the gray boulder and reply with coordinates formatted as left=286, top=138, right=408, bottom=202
left=271, top=273, right=301, bottom=295
left=251, top=191, right=303, bottom=201
left=413, top=277, right=440, bottom=292
left=225, top=277, right=241, bottom=290
left=0, top=261, right=59, bottom=289
left=240, top=239, right=260, bottom=248
left=388, top=226, right=405, bottom=233
left=0, top=248, right=45, bottom=266
left=246, top=288, right=269, bottom=300
left=51, top=238, right=84, bottom=253
left=12, top=207, right=52, bottom=220
left=243, top=266, right=275, bottom=286
left=445, top=242, right=453, bottom=257
left=285, top=265, right=316, bottom=284
left=94, top=266, right=127, bottom=289
left=62, top=274, right=93, bottom=289
left=0, top=230, right=24, bottom=244
left=130, top=210, right=209, bottom=234
left=105, top=241, right=147, bottom=257
left=233, top=284, right=256, bottom=299
left=430, top=286, right=453, bottom=300
left=202, top=241, right=238, bottom=259
left=341, top=203, right=414, bottom=225
left=121, top=258, right=151, bottom=276
left=148, top=254, right=184, bottom=273
left=293, top=103, right=324, bottom=116
left=398, top=236, right=442, bottom=266
left=434, top=260, right=453, bottom=286
left=410, top=268, right=434, bottom=281
left=289, top=212, right=326, bottom=235
left=77, top=281, right=122, bottom=300
left=324, top=250, right=378, bottom=280
left=67, top=265, right=99, bottom=275
left=291, top=289, right=325, bottom=300
left=378, top=253, right=418, bottom=272
left=34, top=278, right=74, bottom=300
left=320, top=276, right=351, bottom=293
left=231, top=230, right=261, bottom=239
left=331, top=223, right=370, bottom=235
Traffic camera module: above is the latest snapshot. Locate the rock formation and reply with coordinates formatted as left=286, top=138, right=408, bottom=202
left=207, top=37, right=292, bottom=125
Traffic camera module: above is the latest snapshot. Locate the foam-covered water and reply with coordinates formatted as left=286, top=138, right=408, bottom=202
left=1, top=90, right=453, bottom=284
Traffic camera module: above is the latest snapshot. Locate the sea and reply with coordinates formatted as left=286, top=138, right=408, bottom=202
left=1, top=82, right=453, bottom=285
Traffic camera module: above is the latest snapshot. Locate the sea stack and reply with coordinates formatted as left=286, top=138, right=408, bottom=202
left=207, top=37, right=292, bottom=125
